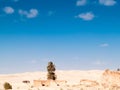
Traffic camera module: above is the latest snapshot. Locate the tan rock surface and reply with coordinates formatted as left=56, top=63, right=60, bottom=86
left=0, top=70, right=120, bottom=90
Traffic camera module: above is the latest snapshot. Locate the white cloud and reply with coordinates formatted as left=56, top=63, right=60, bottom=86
left=99, top=0, right=116, bottom=6
left=3, top=6, right=14, bottom=14
left=100, top=43, right=109, bottom=47
left=76, top=0, right=87, bottom=6
left=75, top=12, right=95, bottom=21
left=19, top=9, right=38, bottom=18
left=27, top=9, right=38, bottom=18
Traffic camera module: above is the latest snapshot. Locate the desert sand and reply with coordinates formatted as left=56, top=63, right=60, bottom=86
left=0, top=69, right=120, bottom=90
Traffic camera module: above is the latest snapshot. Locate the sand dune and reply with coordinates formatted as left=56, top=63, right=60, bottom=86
left=0, top=70, right=120, bottom=90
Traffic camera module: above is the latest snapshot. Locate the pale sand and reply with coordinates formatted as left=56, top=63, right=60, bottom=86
left=0, top=70, right=120, bottom=90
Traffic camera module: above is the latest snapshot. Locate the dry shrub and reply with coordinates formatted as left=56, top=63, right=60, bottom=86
left=3, top=82, right=12, bottom=90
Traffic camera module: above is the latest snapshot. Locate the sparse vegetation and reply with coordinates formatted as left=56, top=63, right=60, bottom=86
left=3, top=82, right=12, bottom=90
left=60, top=88, right=63, bottom=90
left=47, top=61, right=56, bottom=80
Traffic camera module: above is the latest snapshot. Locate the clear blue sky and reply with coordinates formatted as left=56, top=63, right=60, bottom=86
left=0, top=0, right=120, bottom=73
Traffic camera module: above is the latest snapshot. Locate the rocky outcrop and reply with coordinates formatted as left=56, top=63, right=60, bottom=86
left=101, top=69, right=120, bottom=89
left=80, top=79, right=99, bottom=87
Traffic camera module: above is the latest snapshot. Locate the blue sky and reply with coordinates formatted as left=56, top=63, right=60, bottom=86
left=0, top=0, right=120, bottom=73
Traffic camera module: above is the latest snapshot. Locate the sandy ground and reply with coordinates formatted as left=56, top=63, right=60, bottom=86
left=0, top=70, right=120, bottom=90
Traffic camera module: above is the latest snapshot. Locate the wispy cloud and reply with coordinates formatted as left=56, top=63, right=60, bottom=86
left=75, top=12, right=95, bottom=21
left=76, top=0, right=87, bottom=6
left=3, top=6, right=14, bottom=14
left=92, top=60, right=105, bottom=65
left=26, top=60, right=37, bottom=64
left=99, top=0, right=116, bottom=6
left=29, top=60, right=37, bottom=64
left=100, top=43, right=109, bottom=47
left=19, top=9, right=38, bottom=18
left=48, top=11, right=54, bottom=16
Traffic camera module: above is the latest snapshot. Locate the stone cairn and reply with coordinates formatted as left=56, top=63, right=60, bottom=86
left=47, top=61, right=56, bottom=80
left=33, top=61, right=66, bottom=87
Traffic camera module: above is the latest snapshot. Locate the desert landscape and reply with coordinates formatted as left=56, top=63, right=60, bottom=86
left=0, top=69, right=120, bottom=90
left=0, top=0, right=120, bottom=90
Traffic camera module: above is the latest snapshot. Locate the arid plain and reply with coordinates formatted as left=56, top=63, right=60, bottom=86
left=0, top=69, right=120, bottom=90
